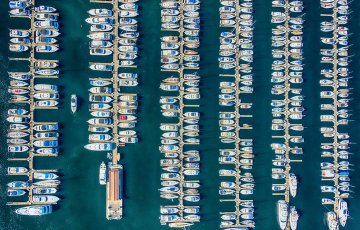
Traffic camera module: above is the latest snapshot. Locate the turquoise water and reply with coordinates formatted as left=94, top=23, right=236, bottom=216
left=0, top=0, right=359, bottom=229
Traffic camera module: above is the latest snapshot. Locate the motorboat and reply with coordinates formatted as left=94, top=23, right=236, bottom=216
left=68, top=94, right=77, bottom=114
left=338, top=199, right=348, bottom=227
left=289, top=206, right=299, bottom=230
left=15, top=205, right=52, bottom=216
left=289, top=173, right=297, bottom=197
left=99, top=162, right=107, bottom=185
left=84, top=143, right=115, bottom=151
left=33, top=188, right=57, bottom=195
left=32, top=195, right=60, bottom=203
left=7, top=189, right=26, bottom=197
left=34, top=172, right=59, bottom=180
left=277, top=200, right=288, bottom=230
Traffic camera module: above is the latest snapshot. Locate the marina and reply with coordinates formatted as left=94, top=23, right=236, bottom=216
left=84, top=0, right=141, bottom=220
left=159, top=0, right=202, bottom=228
left=270, top=1, right=304, bottom=229
left=217, top=0, right=255, bottom=229
left=6, top=0, right=61, bottom=215
left=0, top=0, right=359, bottom=229
left=319, top=0, right=351, bottom=228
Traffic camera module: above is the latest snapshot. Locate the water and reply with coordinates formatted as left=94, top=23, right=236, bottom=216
left=0, top=0, right=359, bottom=229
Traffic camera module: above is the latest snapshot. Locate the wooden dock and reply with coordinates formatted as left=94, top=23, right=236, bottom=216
left=7, top=0, right=61, bottom=208
left=270, top=1, right=305, bottom=229
left=218, top=0, right=255, bottom=228
left=319, top=5, right=350, bottom=218
left=159, top=0, right=201, bottom=227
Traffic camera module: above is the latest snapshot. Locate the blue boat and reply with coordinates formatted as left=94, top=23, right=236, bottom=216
left=7, top=189, right=26, bottom=197
left=33, top=140, right=58, bottom=147
left=9, top=1, right=30, bottom=9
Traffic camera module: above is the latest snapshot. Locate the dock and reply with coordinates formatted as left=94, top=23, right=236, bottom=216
left=159, top=0, right=201, bottom=227
left=7, top=0, right=61, bottom=208
left=270, top=1, right=304, bottom=229
left=319, top=3, right=351, bottom=221
left=86, top=0, right=140, bottom=220
left=218, top=0, right=255, bottom=228
left=106, top=164, right=123, bottom=220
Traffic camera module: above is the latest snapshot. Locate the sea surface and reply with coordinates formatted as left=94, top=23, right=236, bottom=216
left=0, top=0, right=359, bottom=230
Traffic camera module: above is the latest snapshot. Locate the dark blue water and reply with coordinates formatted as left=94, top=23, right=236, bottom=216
left=0, top=0, right=359, bottom=229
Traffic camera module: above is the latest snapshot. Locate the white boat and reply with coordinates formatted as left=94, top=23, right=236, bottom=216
left=15, top=205, right=52, bottom=216
left=33, top=180, right=61, bottom=187
left=99, top=162, right=107, bottom=185
left=289, top=206, right=299, bottom=230
left=32, top=195, right=60, bottom=203
left=326, top=212, right=339, bottom=230
left=338, top=199, right=348, bottom=227
left=36, top=45, right=59, bottom=53
left=289, top=173, right=297, bottom=198
left=7, top=167, right=28, bottom=174
left=277, top=200, right=288, bottom=230
left=89, top=134, right=112, bottom=141
left=34, top=172, right=58, bottom=180
left=84, top=143, right=115, bottom=151
left=71, top=94, right=77, bottom=113
left=88, top=9, right=113, bottom=16
left=33, top=188, right=57, bottom=195
left=9, top=29, right=30, bottom=38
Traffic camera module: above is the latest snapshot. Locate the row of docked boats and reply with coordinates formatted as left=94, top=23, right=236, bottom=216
left=84, top=79, right=139, bottom=151
left=271, top=1, right=304, bottom=229
left=9, top=3, right=60, bottom=53
left=159, top=0, right=201, bottom=228
left=7, top=1, right=61, bottom=216
left=319, top=0, right=350, bottom=229
left=218, top=0, right=255, bottom=229
left=85, top=1, right=139, bottom=67
left=161, top=0, right=201, bottom=70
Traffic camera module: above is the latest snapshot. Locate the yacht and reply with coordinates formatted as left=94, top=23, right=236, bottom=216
left=15, top=205, right=52, bottom=216
left=71, top=94, right=77, bottom=113
left=289, top=173, right=297, bottom=197
left=99, top=162, right=107, bottom=185
left=277, top=200, right=288, bottom=230
left=289, top=206, right=299, bottom=230
left=32, top=195, right=60, bottom=203
left=84, top=143, right=115, bottom=151
left=33, top=188, right=57, bottom=195
left=326, top=212, right=339, bottom=230
left=338, top=199, right=348, bottom=227
left=7, top=189, right=26, bottom=197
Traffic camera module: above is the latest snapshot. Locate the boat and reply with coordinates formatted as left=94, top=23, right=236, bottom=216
left=289, top=173, right=297, bottom=197
left=84, top=143, right=115, bottom=151
left=71, top=94, right=77, bottom=113
left=33, top=140, right=58, bottom=147
left=277, top=200, right=288, bottom=230
left=32, top=195, right=60, bottom=203
left=33, top=180, right=61, bottom=187
left=9, top=29, right=30, bottom=38
left=88, top=8, right=113, bottom=16
left=99, top=162, right=107, bottom=185
left=7, top=189, right=26, bottom=197
left=289, top=206, right=299, bottom=230
left=338, top=199, right=348, bottom=227
left=7, top=180, right=28, bottom=189
left=7, top=167, right=28, bottom=174
left=9, top=44, right=29, bottom=52
left=15, top=205, right=52, bottom=216
left=34, top=172, right=58, bottom=180
left=34, top=6, right=56, bottom=13
left=33, top=188, right=57, bottom=195
left=326, top=212, right=339, bottom=230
